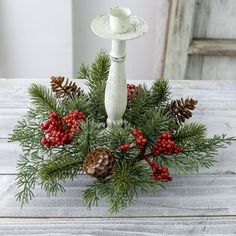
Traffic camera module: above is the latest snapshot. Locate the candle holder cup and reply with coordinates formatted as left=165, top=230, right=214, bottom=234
left=109, top=6, right=131, bottom=33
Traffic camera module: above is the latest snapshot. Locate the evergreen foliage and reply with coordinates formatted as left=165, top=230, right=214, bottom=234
left=9, top=52, right=235, bottom=213
left=83, top=159, right=165, bottom=213
left=29, top=84, right=60, bottom=114
left=150, top=79, right=171, bottom=106
left=82, top=51, right=110, bottom=123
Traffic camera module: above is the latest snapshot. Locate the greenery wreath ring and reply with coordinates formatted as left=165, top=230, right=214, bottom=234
left=9, top=52, right=234, bottom=213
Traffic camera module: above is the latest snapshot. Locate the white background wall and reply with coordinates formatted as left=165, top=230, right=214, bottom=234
left=0, top=0, right=73, bottom=78
left=0, top=0, right=168, bottom=80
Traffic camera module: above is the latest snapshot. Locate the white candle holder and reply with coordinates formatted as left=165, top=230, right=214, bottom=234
left=91, top=7, right=148, bottom=127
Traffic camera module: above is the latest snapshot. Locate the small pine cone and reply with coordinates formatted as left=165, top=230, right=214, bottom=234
left=83, top=148, right=115, bottom=178
left=166, top=98, right=198, bottom=124
left=50, top=76, right=81, bottom=98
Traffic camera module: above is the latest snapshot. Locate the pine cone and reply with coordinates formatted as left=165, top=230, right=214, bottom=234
left=166, top=98, right=198, bottom=124
left=83, top=148, right=115, bottom=178
left=50, top=76, right=81, bottom=98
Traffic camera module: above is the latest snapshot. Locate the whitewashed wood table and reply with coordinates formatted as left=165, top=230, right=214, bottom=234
left=0, top=78, right=236, bottom=235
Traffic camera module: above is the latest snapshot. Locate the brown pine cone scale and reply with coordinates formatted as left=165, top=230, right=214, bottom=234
left=166, top=98, right=198, bottom=125
left=50, top=76, right=81, bottom=98
left=83, top=148, right=115, bottom=178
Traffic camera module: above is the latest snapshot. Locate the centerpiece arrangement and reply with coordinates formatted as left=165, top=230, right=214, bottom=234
left=9, top=7, right=234, bottom=213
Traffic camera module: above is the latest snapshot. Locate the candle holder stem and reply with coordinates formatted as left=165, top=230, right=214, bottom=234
left=105, top=40, right=127, bottom=127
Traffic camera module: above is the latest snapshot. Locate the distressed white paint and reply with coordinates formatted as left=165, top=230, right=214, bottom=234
left=109, top=7, right=131, bottom=34
left=1, top=217, right=236, bottom=235
left=1, top=174, right=236, bottom=217
left=186, top=0, right=236, bottom=80
left=153, top=0, right=171, bottom=79
left=105, top=40, right=127, bottom=126
left=163, top=0, right=196, bottom=80
left=91, top=10, right=148, bottom=126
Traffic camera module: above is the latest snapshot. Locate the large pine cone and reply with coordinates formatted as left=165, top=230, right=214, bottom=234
left=83, top=148, right=115, bottom=178
left=166, top=98, right=198, bottom=124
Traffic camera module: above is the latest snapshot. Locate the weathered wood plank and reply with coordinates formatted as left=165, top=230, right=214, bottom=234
left=186, top=0, right=236, bottom=80
left=186, top=0, right=210, bottom=80
left=1, top=79, right=236, bottom=109
left=163, top=0, right=196, bottom=80
left=1, top=78, right=236, bottom=90
left=203, top=0, right=236, bottom=39
left=201, top=56, right=236, bottom=80
left=0, top=217, right=236, bottom=235
left=188, top=39, right=236, bottom=56
left=0, top=174, right=236, bottom=217
left=153, top=0, right=171, bottom=79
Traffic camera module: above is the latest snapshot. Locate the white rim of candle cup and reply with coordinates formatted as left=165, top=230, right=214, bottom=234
left=109, top=7, right=131, bottom=18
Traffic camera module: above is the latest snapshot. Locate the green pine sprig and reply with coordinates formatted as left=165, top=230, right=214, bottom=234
left=83, top=159, right=165, bottom=213
left=29, top=84, right=60, bottom=114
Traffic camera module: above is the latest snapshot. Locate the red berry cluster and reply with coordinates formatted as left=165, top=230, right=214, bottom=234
left=151, top=132, right=181, bottom=156
left=40, top=110, right=86, bottom=148
left=127, top=84, right=138, bottom=102
left=120, top=143, right=131, bottom=151
left=64, top=110, right=86, bottom=132
left=131, top=128, right=147, bottom=148
left=148, top=161, right=172, bottom=182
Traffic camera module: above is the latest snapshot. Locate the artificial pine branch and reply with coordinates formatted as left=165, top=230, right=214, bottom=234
left=78, top=63, right=90, bottom=80
left=150, top=79, right=171, bottom=107
left=160, top=134, right=235, bottom=174
left=90, top=51, right=110, bottom=83
left=174, top=122, right=207, bottom=143
left=138, top=108, right=173, bottom=144
left=85, top=52, right=110, bottom=122
left=29, top=84, right=60, bottom=114
left=104, top=123, right=132, bottom=149
left=41, top=181, right=66, bottom=197
left=61, top=93, right=91, bottom=115
left=75, top=120, right=102, bottom=156
left=83, top=159, right=165, bottom=213
left=38, top=155, right=83, bottom=182
left=124, top=84, right=152, bottom=125
left=15, top=154, right=41, bottom=207
left=9, top=118, right=42, bottom=146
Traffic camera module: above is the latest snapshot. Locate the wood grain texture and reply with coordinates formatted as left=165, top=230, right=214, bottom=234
left=163, top=0, right=196, bottom=80
left=186, top=0, right=236, bottom=80
left=186, top=0, right=209, bottom=80
left=0, top=174, right=236, bottom=217
left=204, top=0, right=236, bottom=39
left=0, top=78, right=236, bottom=234
left=153, top=0, right=171, bottom=79
left=0, top=217, right=236, bottom=235
left=201, top=56, right=236, bottom=80
left=188, top=39, right=236, bottom=56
